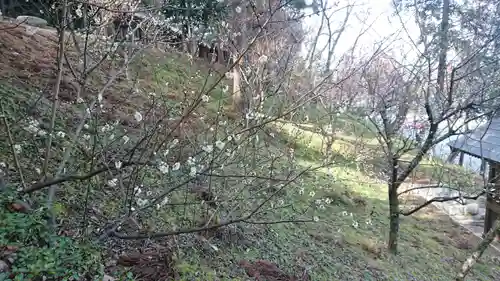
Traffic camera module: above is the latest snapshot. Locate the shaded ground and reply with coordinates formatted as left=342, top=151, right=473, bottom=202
left=0, top=19, right=500, bottom=281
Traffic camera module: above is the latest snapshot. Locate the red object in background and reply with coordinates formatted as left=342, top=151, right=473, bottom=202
left=409, top=121, right=425, bottom=130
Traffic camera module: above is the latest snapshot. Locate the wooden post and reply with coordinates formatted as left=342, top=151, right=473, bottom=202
left=480, top=160, right=486, bottom=174
left=446, top=148, right=459, bottom=163
left=484, top=207, right=496, bottom=238
left=484, top=165, right=498, bottom=237
left=458, top=152, right=464, bottom=166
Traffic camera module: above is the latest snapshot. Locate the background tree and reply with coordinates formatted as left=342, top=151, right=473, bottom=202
left=349, top=0, right=500, bottom=254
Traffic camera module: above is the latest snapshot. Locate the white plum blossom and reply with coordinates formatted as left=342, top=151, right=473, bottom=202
left=136, top=198, right=148, bottom=207
left=202, top=144, right=213, bottom=153
left=13, top=144, right=22, bottom=154
left=201, top=94, right=209, bottom=102
left=235, top=6, right=242, bottom=13
left=107, top=178, right=118, bottom=187
left=83, top=124, right=89, bottom=130
left=215, top=140, right=225, bottom=150
left=313, top=216, right=319, bottom=222
left=189, top=166, right=197, bottom=177
left=298, top=188, right=304, bottom=195
left=227, top=135, right=233, bottom=141
left=122, top=135, right=130, bottom=144
left=172, top=162, right=180, bottom=171
left=352, top=220, right=359, bottom=228
left=109, top=134, right=115, bottom=140
left=156, top=196, right=169, bottom=210
left=161, top=196, right=169, bottom=205
left=258, top=55, right=268, bottom=64
left=101, top=124, right=112, bottom=132
left=75, top=6, right=83, bottom=17
left=134, top=111, right=143, bottom=122
left=134, top=186, right=142, bottom=195
left=83, top=134, right=91, bottom=140
left=170, top=139, right=179, bottom=147
left=163, top=149, right=170, bottom=157
left=187, top=157, right=195, bottom=166
left=24, top=118, right=47, bottom=137
left=309, top=191, right=315, bottom=197
left=114, top=161, right=122, bottom=169
left=158, top=162, right=169, bottom=174
left=325, top=198, right=332, bottom=204
left=97, top=93, right=103, bottom=103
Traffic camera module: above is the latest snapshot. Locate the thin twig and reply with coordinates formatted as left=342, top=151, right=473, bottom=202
left=0, top=103, right=27, bottom=191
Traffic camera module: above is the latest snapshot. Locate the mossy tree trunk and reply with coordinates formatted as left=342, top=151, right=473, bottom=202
left=388, top=183, right=400, bottom=254
left=388, top=154, right=401, bottom=254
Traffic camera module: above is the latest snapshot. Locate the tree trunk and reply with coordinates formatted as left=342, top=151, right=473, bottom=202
left=437, top=0, right=451, bottom=104
left=455, top=221, right=500, bottom=281
left=231, top=2, right=248, bottom=115
left=218, top=40, right=225, bottom=65
left=388, top=183, right=400, bottom=254
left=232, top=55, right=244, bottom=113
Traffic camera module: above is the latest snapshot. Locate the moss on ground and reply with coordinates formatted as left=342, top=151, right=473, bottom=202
left=0, top=20, right=499, bottom=281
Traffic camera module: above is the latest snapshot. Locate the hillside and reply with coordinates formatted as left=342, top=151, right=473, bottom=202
left=1, top=20, right=500, bottom=281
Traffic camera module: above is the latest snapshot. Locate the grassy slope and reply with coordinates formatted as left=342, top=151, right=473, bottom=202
left=1, top=21, right=499, bottom=281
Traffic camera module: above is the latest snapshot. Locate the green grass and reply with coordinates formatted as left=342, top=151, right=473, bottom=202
left=1, top=37, right=499, bottom=281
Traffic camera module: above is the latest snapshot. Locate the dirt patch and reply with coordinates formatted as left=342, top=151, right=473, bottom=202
left=0, top=20, right=216, bottom=133
left=0, top=21, right=81, bottom=100
left=116, top=246, right=176, bottom=280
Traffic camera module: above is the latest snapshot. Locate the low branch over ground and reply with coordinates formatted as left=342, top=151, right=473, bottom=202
left=456, top=222, right=500, bottom=281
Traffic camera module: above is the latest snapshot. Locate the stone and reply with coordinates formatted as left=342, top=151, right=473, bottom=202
left=0, top=260, right=9, bottom=272
left=102, top=274, right=115, bottom=281
left=15, top=16, right=47, bottom=27
left=465, top=203, right=480, bottom=216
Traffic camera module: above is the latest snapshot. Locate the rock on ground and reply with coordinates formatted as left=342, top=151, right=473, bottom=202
left=15, top=16, right=47, bottom=27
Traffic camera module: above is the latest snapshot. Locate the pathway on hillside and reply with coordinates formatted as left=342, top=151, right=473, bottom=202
left=403, top=181, right=500, bottom=253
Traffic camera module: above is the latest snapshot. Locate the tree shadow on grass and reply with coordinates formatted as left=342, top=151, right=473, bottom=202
left=288, top=158, right=500, bottom=281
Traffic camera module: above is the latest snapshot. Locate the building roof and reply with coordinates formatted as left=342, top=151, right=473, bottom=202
left=447, top=117, right=500, bottom=163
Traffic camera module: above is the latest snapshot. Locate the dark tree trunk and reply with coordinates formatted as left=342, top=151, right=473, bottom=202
left=388, top=183, right=400, bottom=254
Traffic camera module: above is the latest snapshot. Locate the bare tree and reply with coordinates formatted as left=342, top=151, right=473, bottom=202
left=343, top=0, right=500, bottom=255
